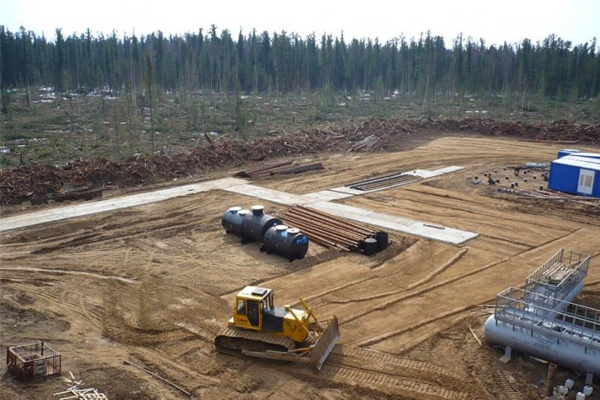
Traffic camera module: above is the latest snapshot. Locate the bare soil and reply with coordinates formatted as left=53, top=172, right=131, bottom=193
left=2, top=135, right=600, bottom=399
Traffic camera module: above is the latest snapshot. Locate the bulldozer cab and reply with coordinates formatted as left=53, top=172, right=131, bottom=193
left=233, top=286, right=274, bottom=330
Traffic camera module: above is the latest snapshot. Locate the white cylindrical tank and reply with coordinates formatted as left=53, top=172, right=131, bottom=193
left=483, top=315, right=600, bottom=375
left=583, top=385, right=593, bottom=395
left=576, top=392, right=585, bottom=400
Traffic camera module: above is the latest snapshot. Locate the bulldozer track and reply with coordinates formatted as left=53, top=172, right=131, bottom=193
left=316, top=362, right=469, bottom=400
left=496, top=370, right=525, bottom=400
left=173, top=319, right=223, bottom=342
left=214, top=326, right=296, bottom=356
left=335, top=347, right=465, bottom=380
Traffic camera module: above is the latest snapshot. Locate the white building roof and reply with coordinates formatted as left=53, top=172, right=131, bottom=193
left=553, top=156, right=600, bottom=171
left=572, top=152, right=600, bottom=159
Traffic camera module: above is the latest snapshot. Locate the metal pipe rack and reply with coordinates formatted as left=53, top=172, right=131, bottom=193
left=345, top=171, right=421, bottom=191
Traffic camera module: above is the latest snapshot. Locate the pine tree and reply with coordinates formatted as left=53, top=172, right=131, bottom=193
left=145, top=52, right=156, bottom=154
left=54, top=29, right=65, bottom=92
left=0, top=26, right=598, bottom=104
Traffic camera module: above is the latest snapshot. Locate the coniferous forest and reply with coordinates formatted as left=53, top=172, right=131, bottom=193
left=1, top=25, right=600, bottom=100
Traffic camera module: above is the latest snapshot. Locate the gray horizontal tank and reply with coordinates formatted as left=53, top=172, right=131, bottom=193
left=241, top=205, right=282, bottom=243
left=484, top=314, right=600, bottom=375
left=222, top=207, right=249, bottom=236
left=484, top=286, right=600, bottom=376
left=261, top=226, right=309, bottom=262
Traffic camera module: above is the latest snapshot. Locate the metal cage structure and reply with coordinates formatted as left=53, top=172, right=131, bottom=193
left=523, top=249, right=590, bottom=310
left=494, top=287, right=600, bottom=352
left=6, top=342, right=61, bottom=381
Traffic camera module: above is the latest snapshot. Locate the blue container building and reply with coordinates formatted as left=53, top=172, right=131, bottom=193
left=548, top=155, right=600, bottom=198
left=557, top=149, right=581, bottom=158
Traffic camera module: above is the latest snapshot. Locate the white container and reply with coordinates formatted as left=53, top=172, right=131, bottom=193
left=557, top=385, right=569, bottom=395
left=557, top=386, right=569, bottom=395
left=565, top=379, right=575, bottom=389
left=583, top=385, right=593, bottom=395
left=575, top=392, right=585, bottom=400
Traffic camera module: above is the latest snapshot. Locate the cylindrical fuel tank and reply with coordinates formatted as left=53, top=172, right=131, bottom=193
left=261, top=226, right=309, bottom=262
left=362, top=238, right=378, bottom=255
left=375, top=232, right=389, bottom=252
left=222, top=207, right=248, bottom=235
left=483, top=315, right=600, bottom=375
left=241, top=205, right=282, bottom=243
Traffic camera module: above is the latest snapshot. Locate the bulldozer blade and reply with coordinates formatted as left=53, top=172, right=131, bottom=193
left=310, top=316, right=340, bottom=370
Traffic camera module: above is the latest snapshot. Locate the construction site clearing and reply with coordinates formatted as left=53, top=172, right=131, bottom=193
left=3, top=134, right=600, bottom=399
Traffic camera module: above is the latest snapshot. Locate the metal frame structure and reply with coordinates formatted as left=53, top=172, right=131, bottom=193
left=494, top=287, right=600, bottom=352
left=6, top=342, right=61, bottom=381
left=523, top=249, right=590, bottom=309
left=345, top=172, right=421, bottom=192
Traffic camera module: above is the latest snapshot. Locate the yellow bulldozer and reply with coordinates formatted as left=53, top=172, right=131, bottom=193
left=214, top=286, right=340, bottom=370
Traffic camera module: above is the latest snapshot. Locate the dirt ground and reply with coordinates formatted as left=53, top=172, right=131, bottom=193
left=2, top=135, right=600, bottom=399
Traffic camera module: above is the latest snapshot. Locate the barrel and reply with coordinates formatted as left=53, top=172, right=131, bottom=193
left=363, top=238, right=378, bottom=256
left=375, top=232, right=388, bottom=252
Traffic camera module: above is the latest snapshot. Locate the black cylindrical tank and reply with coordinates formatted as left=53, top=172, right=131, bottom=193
left=363, top=238, right=378, bottom=255
left=375, top=232, right=389, bottom=252
left=241, top=205, right=282, bottom=243
left=222, top=207, right=248, bottom=235
left=261, top=226, right=309, bottom=262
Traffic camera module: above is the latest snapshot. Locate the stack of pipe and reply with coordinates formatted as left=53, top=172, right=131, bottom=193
left=234, top=161, right=324, bottom=178
left=281, top=205, right=387, bottom=253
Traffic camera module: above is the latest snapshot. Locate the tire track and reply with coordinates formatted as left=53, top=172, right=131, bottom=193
left=0, top=266, right=137, bottom=283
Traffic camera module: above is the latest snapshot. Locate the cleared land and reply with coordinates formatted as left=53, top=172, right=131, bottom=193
left=2, top=135, right=600, bottom=399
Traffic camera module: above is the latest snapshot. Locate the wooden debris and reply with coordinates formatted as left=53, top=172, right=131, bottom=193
left=53, top=372, right=107, bottom=400
left=0, top=362, right=11, bottom=375
left=349, top=134, right=383, bottom=152
left=469, top=325, right=483, bottom=347
left=2, top=117, right=600, bottom=206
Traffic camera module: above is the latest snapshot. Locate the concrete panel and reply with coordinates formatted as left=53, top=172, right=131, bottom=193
left=301, top=190, right=356, bottom=202
left=223, top=184, right=308, bottom=206
left=0, top=177, right=246, bottom=233
left=404, top=166, right=464, bottom=179
left=309, top=201, right=478, bottom=245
